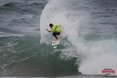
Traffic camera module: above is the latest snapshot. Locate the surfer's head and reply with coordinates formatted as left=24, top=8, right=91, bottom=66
left=49, top=23, right=53, bottom=28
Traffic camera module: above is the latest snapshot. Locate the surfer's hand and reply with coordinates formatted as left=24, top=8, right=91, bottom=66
left=46, top=29, right=50, bottom=32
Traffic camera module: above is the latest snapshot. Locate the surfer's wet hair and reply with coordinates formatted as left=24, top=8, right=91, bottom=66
left=49, top=23, right=53, bottom=27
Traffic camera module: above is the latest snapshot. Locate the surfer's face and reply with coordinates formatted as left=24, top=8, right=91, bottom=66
left=49, top=23, right=53, bottom=28
left=49, top=25, right=53, bottom=28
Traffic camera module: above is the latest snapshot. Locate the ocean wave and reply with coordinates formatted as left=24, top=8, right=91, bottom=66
left=0, top=1, right=47, bottom=15
left=0, top=0, right=47, bottom=35
left=0, top=36, right=79, bottom=76
left=40, top=0, right=117, bottom=76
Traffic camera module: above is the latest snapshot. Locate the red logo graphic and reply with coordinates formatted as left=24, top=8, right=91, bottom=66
left=102, top=68, right=115, bottom=76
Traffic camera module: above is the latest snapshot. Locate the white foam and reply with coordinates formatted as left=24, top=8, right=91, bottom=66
left=0, top=32, right=25, bottom=37
left=40, top=0, right=117, bottom=76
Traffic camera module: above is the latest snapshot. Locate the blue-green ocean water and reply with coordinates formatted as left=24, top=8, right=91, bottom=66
left=0, top=0, right=117, bottom=77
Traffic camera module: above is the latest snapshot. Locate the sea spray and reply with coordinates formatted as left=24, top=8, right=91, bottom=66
left=40, top=0, right=117, bottom=75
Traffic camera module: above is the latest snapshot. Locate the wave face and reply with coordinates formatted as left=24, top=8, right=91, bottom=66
left=0, top=36, right=78, bottom=76
left=40, top=0, right=117, bottom=75
left=0, top=0, right=78, bottom=76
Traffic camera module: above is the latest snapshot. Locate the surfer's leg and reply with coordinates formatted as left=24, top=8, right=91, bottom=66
left=52, top=32, right=60, bottom=46
left=53, top=32, right=60, bottom=41
left=53, top=32, right=58, bottom=40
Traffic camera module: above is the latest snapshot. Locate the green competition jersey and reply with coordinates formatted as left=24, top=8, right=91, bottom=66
left=50, top=25, right=61, bottom=33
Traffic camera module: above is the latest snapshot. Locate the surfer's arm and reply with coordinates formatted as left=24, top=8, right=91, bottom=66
left=46, top=29, right=51, bottom=32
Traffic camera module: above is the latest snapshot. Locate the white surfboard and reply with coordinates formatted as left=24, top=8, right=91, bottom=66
left=52, top=39, right=60, bottom=48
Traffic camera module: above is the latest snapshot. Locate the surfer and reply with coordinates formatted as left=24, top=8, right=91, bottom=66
left=46, top=23, right=61, bottom=41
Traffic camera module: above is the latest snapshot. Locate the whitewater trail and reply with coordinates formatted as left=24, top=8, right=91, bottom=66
left=40, top=0, right=117, bottom=75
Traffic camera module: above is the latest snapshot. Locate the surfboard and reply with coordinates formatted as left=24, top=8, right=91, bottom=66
left=52, top=39, right=60, bottom=48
